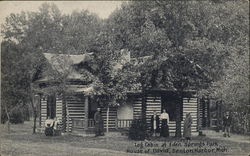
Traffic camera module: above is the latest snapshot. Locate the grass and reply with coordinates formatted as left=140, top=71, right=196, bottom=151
left=0, top=121, right=249, bottom=156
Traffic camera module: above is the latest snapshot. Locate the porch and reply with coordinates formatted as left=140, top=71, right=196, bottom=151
left=71, top=118, right=133, bottom=133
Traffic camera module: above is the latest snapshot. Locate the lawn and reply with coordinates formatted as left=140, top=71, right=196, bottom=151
left=0, top=121, right=249, bottom=156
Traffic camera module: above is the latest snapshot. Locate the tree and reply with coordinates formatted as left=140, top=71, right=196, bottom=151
left=1, top=40, right=45, bottom=133
left=1, top=3, right=102, bottom=133
left=105, top=0, right=249, bottom=137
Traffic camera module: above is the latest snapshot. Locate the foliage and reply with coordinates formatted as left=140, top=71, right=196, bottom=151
left=128, top=119, right=148, bottom=140
left=1, top=3, right=102, bottom=127
left=106, top=0, right=249, bottom=136
left=9, top=107, right=24, bottom=124
left=1, top=1, right=248, bottom=134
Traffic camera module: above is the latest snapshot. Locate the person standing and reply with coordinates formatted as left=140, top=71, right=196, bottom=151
left=160, top=109, right=169, bottom=137
left=151, top=111, right=160, bottom=137
left=94, top=108, right=104, bottom=137
left=183, top=113, right=193, bottom=140
left=223, top=112, right=232, bottom=137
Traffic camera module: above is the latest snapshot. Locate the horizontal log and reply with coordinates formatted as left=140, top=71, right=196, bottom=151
left=146, top=102, right=161, bottom=104
left=183, top=103, right=198, bottom=107
left=183, top=98, right=197, bottom=100
left=135, top=98, right=142, bottom=100
left=183, top=109, right=197, bottom=112
left=146, top=100, right=161, bottom=103
left=183, top=100, right=197, bottom=103
left=134, top=111, right=141, bottom=113
left=146, top=105, right=161, bottom=108
left=67, top=103, right=84, bottom=106
left=69, top=112, right=85, bottom=115
left=146, top=96, right=161, bottom=98
left=134, top=109, right=141, bottom=111
left=69, top=116, right=85, bottom=119
left=183, top=105, right=198, bottom=108
left=133, top=104, right=142, bottom=106
left=68, top=109, right=84, bottom=111
left=146, top=107, right=162, bottom=110
left=133, top=100, right=142, bottom=104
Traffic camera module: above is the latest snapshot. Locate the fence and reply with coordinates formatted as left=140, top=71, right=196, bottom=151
left=72, top=118, right=134, bottom=130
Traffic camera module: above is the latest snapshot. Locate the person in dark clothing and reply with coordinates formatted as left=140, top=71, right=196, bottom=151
left=94, top=108, right=104, bottom=137
left=151, top=111, right=160, bottom=137
left=160, top=109, right=169, bottom=137
left=223, top=112, right=232, bottom=137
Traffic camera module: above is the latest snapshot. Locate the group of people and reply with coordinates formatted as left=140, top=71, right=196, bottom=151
left=150, top=109, right=193, bottom=139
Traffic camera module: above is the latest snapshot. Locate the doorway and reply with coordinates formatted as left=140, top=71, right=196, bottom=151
left=161, top=91, right=183, bottom=121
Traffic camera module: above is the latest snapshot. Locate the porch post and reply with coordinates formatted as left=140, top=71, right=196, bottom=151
left=207, top=98, right=210, bottom=127
left=66, top=101, right=69, bottom=133
left=84, top=96, right=89, bottom=129
left=141, top=92, right=146, bottom=120
left=62, top=93, right=66, bottom=132
left=39, top=94, right=42, bottom=127
left=197, top=98, right=200, bottom=132
left=106, top=105, right=109, bottom=133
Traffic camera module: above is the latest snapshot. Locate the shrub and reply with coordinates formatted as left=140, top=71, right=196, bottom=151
left=10, top=108, right=24, bottom=124
left=128, top=119, right=147, bottom=140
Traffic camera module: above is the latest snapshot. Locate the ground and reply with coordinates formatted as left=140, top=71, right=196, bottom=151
left=0, top=121, right=249, bottom=156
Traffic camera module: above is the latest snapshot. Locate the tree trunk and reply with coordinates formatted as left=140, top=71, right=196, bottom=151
left=175, top=90, right=183, bottom=138
left=33, top=109, right=37, bottom=134
left=31, top=99, right=37, bottom=134
left=4, top=105, right=10, bottom=133
left=244, top=113, right=248, bottom=134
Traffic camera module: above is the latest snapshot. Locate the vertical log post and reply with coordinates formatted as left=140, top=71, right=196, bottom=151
left=197, top=98, right=200, bottom=132
left=141, top=92, right=146, bottom=121
left=84, top=96, right=89, bottom=129
left=207, top=98, right=210, bottom=127
left=39, top=94, right=42, bottom=128
left=106, top=105, right=109, bottom=133
left=66, top=101, right=69, bottom=133
left=62, top=94, right=66, bottom=132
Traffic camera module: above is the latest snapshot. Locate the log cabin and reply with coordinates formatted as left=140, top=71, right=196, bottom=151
left=36, top=52, right=202, bottom=136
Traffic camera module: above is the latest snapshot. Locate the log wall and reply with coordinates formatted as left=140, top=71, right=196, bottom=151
left=66, top=95, right=85, bottom=132
left=40, top=96, right=47, bottom=129
left=130, top=94, right=199, bottom=136
left=133, top=97, right=142, bottom=119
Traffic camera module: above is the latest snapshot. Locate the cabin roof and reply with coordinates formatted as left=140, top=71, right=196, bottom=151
left=37, top=52, right=94, bottom=83
left=43, top=53, right=93, bottom=65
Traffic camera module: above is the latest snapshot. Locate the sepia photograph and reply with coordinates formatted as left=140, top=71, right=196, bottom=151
left=0, top=1, right=249, bottom=156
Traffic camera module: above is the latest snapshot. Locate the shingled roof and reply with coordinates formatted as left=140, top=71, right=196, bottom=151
left=43, top=53, right=93, bottom=65
left=37, top=52, right=94, bottom=82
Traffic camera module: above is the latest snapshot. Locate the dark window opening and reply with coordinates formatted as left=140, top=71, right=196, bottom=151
left=47, top=95, right=56, bottom=119
left=161, top=92, right=183, bottom=121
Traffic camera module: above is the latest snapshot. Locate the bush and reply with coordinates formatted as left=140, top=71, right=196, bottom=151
left=9, top=108, right=24, bottom=124
left=1, top=111, right=8, bottom=124
left=128, top=119, right=147, bottom=140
